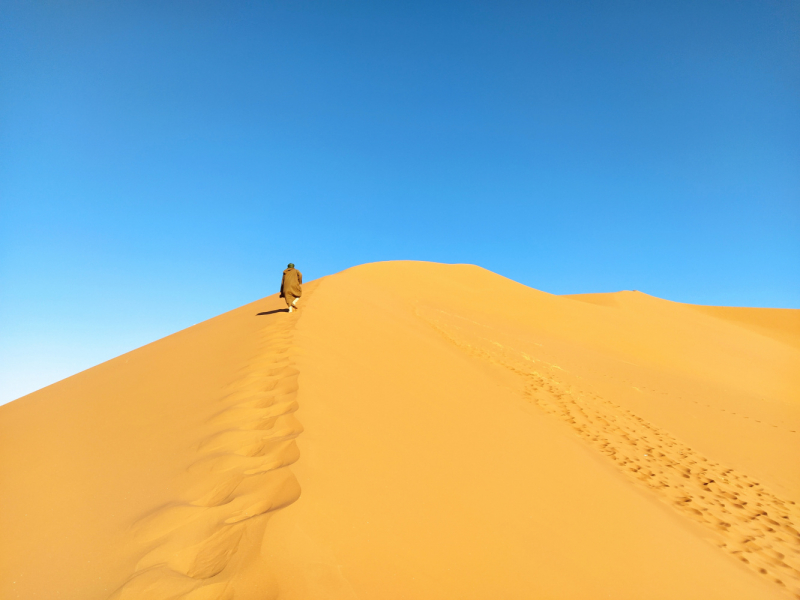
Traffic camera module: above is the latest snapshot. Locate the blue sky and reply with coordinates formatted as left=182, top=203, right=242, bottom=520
left=1, top=1, right=798, bottom=403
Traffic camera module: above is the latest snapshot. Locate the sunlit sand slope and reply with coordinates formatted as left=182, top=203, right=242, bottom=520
left=269, top=262, right=799, bottom=599
left=1, top=261, right=798, bottom=599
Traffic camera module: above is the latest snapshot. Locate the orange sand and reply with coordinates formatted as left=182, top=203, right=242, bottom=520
left=1, top=261, right=798, bottom=599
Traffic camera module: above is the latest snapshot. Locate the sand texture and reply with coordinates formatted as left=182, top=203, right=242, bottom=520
left=1, top=261, right=798, bottom=599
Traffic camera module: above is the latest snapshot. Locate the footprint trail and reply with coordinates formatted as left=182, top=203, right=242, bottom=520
left=419, top=308, right=800, bottom=598
left=108, top=305, right=307, bottom=600
left=529, top=374, right=800, bottom=597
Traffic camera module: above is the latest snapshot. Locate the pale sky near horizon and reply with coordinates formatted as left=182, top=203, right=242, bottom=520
left=1, top=1, right=798, bottom=404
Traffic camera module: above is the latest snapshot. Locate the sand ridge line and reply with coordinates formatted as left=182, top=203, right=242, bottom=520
left=108, top=302, right=310, bottom=600
left=417, top=309, right=800, bottom=599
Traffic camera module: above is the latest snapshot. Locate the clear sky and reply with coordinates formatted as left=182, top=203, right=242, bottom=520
left=1, top=1, right=798, bottom=404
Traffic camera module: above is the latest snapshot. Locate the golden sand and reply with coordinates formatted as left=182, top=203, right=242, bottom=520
left=1, top=261, right=798, bottom=599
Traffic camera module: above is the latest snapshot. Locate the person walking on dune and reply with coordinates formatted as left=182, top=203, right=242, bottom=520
left=280, top=263, right=303, bottom=312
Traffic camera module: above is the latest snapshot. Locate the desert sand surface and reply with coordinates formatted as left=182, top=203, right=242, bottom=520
left=1, top=261, right=798, bottom=599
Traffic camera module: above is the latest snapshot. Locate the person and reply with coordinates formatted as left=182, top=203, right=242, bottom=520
left=280, top=263, right=303, bottom=312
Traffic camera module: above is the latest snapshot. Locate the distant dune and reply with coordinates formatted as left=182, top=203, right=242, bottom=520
left=1, top=261, right=798, bottom=599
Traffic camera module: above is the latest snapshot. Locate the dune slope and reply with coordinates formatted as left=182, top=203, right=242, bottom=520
left=0, top=287, right=314, bottom=599
left=1, top=261, right=798, bottom=599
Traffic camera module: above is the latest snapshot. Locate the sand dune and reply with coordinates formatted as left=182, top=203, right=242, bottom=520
left=1, top=261, right=798, bottom=599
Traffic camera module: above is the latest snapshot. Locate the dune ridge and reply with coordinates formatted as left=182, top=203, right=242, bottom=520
left=108, top=292, right=312, bottom=599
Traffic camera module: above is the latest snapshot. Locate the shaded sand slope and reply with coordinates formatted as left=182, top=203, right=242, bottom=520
left=268, top=262, right=798, bottom=599
left=1, top=261, right=798, bottom=599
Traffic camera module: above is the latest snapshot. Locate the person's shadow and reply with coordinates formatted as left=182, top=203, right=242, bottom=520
left=257, top=309, right=290, bottom=315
